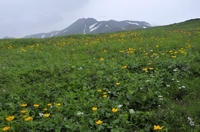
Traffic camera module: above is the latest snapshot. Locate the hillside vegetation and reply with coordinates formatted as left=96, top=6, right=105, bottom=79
left=0, top=19, right=200, bottom=132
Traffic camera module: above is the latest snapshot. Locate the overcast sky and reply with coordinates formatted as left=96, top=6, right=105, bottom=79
left=0, top=0, right=199, bottom=38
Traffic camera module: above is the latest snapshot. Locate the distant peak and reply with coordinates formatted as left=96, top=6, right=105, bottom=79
left=23, top=18, right=152, bottom=38
left=75, top=18, right=98, bottom=24
left=79, top=18, right=97, bottom=20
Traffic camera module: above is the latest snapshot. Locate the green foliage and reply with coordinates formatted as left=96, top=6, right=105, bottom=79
left=0, top=20, right=200, bottom=131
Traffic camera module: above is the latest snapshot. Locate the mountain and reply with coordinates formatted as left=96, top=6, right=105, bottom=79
left=24, top=18, right=151, bottom=38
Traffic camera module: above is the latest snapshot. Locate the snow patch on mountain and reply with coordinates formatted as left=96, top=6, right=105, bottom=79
left=126, top=22, right=139, bottom=26
left=90, top=23, right=102, bottom=32
left=143, top=26, right=146, bottom=28
left=41, top=35, right=45, bottom=38
left=89, top=23, right=97, bottom=29
left=83, top=25, right=86, bottom=34
left=55, top=32, right=59, bottom=35
left=51, top=34, right=54, bottom=36
left=63, top=30, right=68, bottom=33
left=106, top=25, right=108, bottom=27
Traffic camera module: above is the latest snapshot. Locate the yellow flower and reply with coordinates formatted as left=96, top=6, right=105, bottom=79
left=152, top=53, right=157, bottom=56
left=34, top=104, right=39, bottom=108
left=92, top=107, right=98, bottom=111
left=103, top=94, right=108, bottom=98
left=171, top=55, right=176, bottom=59
left=122, top=66, right=127, bottom=69
left=6, top=116, right=15, bottom=122
left=97, top=89, right=102, bottom=92
left=2, top=126, right=10, bottom=131
left=103, top=92, right=107, bottom=95
left=149, top=68, right=154, bottom=71
left=153, top=125, right=164, bottom=130
left=156, top=45, right=159, bottom=48
left=116, top=82, right=120, bottom=85
left=128, top=48, right=134, bottom=51
left=21, top=103, right=27, bottom=107
left=43, top=113, right=50, bottom=117
left=180, top=51, right=187, bottom=54
left=44, top=108, right=48, bottom=111
left=21, top=48, right=26, bottom=52
left=112, top=108, right=118, bottom=113
left=47, top=103, right=52, bottom=106
left=20, top=110, right=26, bottom=114
left=142, top=68, right=148, bottom=72
left=56, top=103, right=61, bottom=106
left=169, top=50, right=173, bottom=53
left=174, top=51, right=178, bottom=54
left=127, top=51, right=133, bottom=54
left=147, top=63, right=151, bottom=65
left=96, top=120, right=103, bottom=125
left=103, top=50, right=107, bottom=52
left=100, top=58, right=104, bottom=61
left=24, top=116, right=33, bottom=121
left=22, top=115, right=27, bottom=118
left=119, top=50, right=125, bottom=53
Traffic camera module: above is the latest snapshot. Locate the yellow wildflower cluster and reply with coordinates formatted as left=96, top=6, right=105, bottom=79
left=187, top=44, right=191, bottom=48
left=43, top=113, right=50, bottom=118
left=92, top=107, right=98, bottom=111
left=171, top=55, right=176, bottom=59
left=6, top=116, right=15, bottom=122
left=119, top=50, right=125, bottom=53
left=154, top=125, right=163, bottom=130
left=127, top=48, right=134, bottom=54
left=34, top=104, right=39, bottom=108
left=2, top=126, right=10, bottom=131
left=142, top=67, right=154, bottom=72
left=122, top=65, right=127, bottom=69
left=97, top=89, right=102, bottom=92
left=100, top=58, right=104, bottom=61
left=20, top=47, right=26, bottom=52
left=21, top=103, right=27, bottom=107
left=103, top=92, right=108, bottom=98
left=142, top=68, right=148, bottom=72
left=179, top=48, right=187, bottom=54
left=20, top=109, right=26, bottom=114
left=152, top=53, right=157, bottom=57
left=47, top=103, right=52, bottom=106
left=112, top=108, right=118, bottom=113
left=116, top=82, right=120, bottom=85
left=7, top=45, right=13, bottom=49
left=56, top=103, right=61, bottom=106
left=96, top=120, right=103, bottom=125
left=24, top=116, right=33, bottom=121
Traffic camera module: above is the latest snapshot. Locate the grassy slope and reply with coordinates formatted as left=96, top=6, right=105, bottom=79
left=0, top=19, right=200, bottom=131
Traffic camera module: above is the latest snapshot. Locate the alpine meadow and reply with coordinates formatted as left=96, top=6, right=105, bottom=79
left=0, top=19, right=200, bottom=132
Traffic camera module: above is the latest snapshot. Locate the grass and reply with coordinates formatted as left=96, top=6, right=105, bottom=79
left=0, top=19, right=200, bottom=132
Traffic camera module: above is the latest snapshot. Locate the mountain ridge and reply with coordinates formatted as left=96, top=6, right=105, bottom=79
left=24, top=18, right=151, bottom=38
